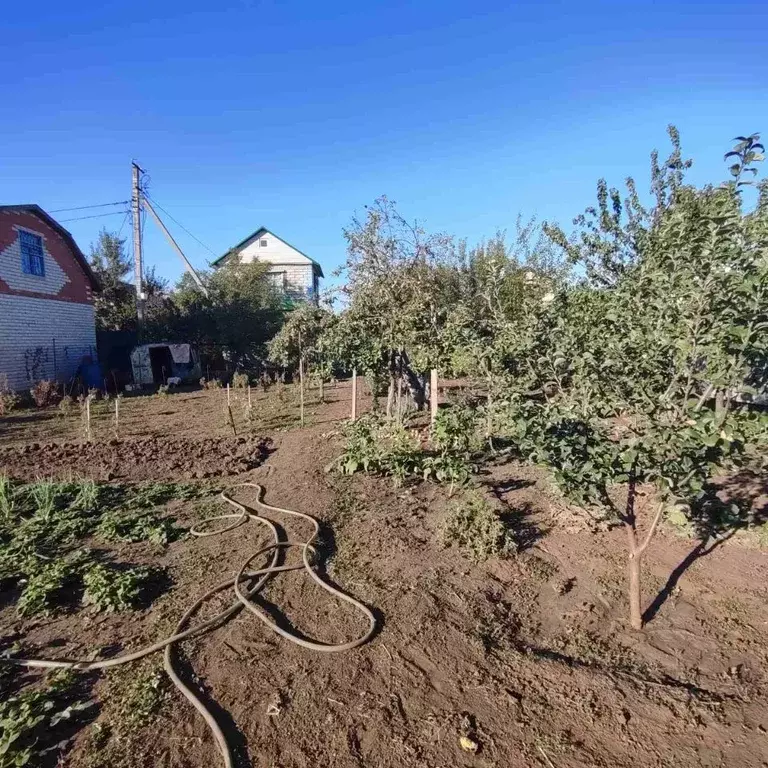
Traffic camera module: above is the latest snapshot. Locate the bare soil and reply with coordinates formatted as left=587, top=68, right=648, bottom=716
left=1, top=381, right=768, bottom=768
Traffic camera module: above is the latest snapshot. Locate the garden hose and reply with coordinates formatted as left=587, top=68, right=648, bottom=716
left=0, top=483, right=377, bottom=768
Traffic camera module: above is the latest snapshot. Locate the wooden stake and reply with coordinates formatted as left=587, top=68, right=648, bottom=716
left=351, top=368, right=358, bottom=421
left=85, top=396, right=91, bottom=442
left=226, top=383, right=231, bottom=407
left=247, top=384, right=252, bottom=409
left=299, top=357, right=305, bottom=426
left=430, top=369, right=438, bottom=426
left=114, top=397, right=119, bottom=437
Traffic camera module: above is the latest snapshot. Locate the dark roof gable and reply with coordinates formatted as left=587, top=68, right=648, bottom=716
left=0, top=204, right=100, bottom=290
left=212, top=226, right=324, bottom=278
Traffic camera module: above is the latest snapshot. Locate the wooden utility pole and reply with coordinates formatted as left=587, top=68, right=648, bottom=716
left=131, top=162, right=144, bottom=324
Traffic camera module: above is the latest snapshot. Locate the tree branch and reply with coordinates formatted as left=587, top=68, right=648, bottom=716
left=636, top=502, right=665, bottom=556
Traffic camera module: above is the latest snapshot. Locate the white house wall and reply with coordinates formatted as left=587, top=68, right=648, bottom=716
left=238, top=231, right=310, bottom=266
left=234, top=232, right=316, bottom=296
left=0, top=294, right=97, bottom=390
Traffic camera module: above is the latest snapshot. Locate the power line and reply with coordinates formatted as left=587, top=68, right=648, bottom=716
left=116, top=209, right=131, bottom=239
left=50, top=201, right=129, bottom=213
left=143, top=194, right=218, bottom=257
left=59, top=210, right=129, bottom=223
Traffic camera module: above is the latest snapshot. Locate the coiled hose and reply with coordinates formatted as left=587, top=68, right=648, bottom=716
left=0, top=483, right=377, bottom=768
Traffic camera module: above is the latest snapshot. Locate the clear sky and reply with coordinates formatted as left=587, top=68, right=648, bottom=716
left=1, top=0, right=766, bottom=289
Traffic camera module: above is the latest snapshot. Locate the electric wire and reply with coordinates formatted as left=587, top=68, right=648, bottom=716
left=58, top=211, right=129, bottom=223
left=49, top=201, right=130, bottom=213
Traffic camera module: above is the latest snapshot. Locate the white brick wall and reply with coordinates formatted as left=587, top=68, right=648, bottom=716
left=269, top=263, right=315, bottom=297
left=0, top=294, right=97, bottom=391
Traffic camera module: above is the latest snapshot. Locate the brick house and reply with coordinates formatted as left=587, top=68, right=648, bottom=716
left=212, top=226, right=323, bottom=302
left=0, top=205, right=100, bottom=391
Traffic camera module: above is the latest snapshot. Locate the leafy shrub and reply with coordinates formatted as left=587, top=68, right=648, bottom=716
left=231, top=372, right=249, bottom=389
left=339, top=415, right=421, bottom=485
left=29, top=380, right=59, bottom=408
left=442, top=492, right=517, bottom=562
left=339, top=413, right=475, bottom=490
left=82, top=563, right=156, bottom=612
left=0, top=374, right=19, bottom=416
left=200, top=377, right=223, bottom=390
left=431, top=405, right=480, bottom=455
left=423, top=406, right=478, bottom=492
left=157, top=385, right=170, bottom=397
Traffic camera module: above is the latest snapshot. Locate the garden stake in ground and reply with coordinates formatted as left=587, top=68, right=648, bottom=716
left=1, top=483, right=377, bottom=768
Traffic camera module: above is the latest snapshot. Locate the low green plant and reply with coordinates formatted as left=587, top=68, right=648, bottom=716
left=126, top=481, right=205, bottom=509
left=340, top=413, right=474, bottom=491
left=96, top=512, right=180, bottom=546
left=157, top=385, right=170, bottom=397
left=30, top=479, right=59, bottom=523
left=0, top=475, right=14, bottom=522
left=82, top=563, right=155, bottom=612
left=16, top=550, right=92, bottom=617
left=231, top=372, right=249, bottom=389
left=0, top=479, right=194, bottom=617
left=0, top=670, right=92, bottom=768
left=116, top=669, right=169, bottom=727
left=442, top=491, right=517, bottom=562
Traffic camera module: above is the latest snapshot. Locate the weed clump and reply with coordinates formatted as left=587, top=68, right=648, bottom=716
left=442, top=492, right=517, bottom=562
left=82, top=564, right=157, bottom=612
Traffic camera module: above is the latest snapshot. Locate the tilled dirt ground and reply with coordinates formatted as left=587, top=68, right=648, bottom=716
left=0, top=435, right=272, bottom=481
left=1, top=381, right=767, bottom=768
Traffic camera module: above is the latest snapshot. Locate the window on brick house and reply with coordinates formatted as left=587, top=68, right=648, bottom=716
left=19, top=231, right=45, bottom=277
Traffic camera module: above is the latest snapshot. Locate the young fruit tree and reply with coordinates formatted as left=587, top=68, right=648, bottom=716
left=515, top=128, right=768, bottom=629
left=267, top=302, right=335, bottom=423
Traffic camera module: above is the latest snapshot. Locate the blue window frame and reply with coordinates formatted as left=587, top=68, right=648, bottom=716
left=19, top=230, right=45, bottom=277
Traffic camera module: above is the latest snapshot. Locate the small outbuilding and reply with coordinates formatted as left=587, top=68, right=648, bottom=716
left=130, top=343, right=201, bottom=387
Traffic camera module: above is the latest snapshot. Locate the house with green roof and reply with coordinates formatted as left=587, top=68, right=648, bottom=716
left=212, top=227, right=323, bottom=303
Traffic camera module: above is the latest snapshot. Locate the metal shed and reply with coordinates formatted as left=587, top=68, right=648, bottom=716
left=130, top=343, right=201, bottom=387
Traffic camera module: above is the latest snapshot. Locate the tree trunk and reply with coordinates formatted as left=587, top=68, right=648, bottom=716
left=624, top=502, right=665, bottom=630
left=386, top=375, right=396, bottom=418
left=627, top=536, right=643, bottom=631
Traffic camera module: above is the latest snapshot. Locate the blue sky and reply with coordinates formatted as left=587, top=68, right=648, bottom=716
left=1, top=0, right=766, bottom=289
